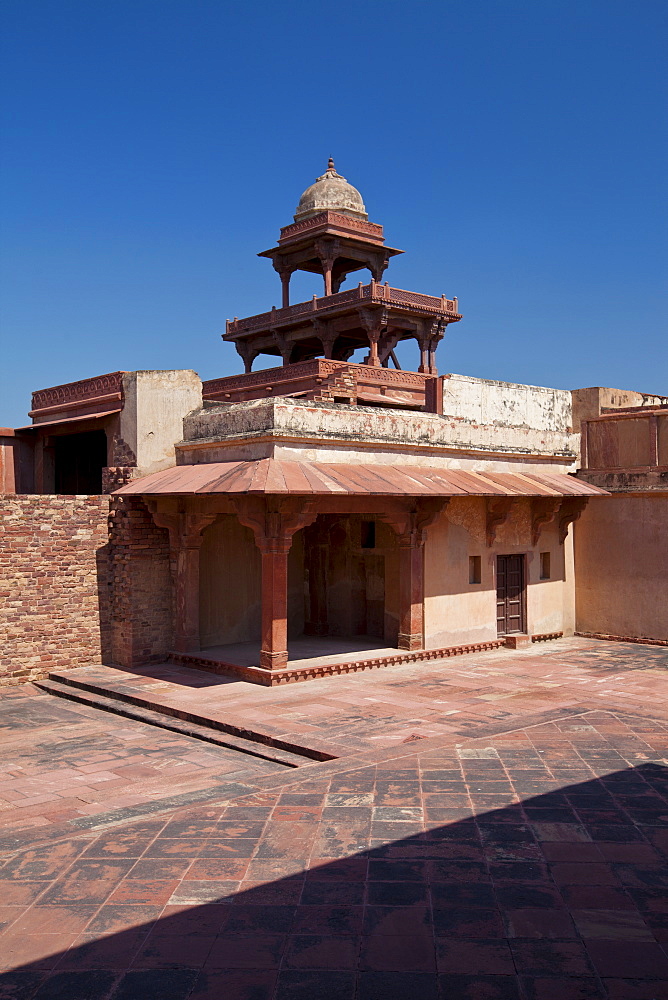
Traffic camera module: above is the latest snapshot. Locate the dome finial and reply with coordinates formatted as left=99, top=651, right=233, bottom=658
left=327, top=156, right=335, bottom=171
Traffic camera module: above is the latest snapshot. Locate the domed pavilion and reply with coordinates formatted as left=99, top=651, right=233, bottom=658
left=215, top=159, right=462, bottom=412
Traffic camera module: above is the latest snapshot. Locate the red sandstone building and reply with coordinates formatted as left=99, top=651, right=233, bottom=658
left=1, top=162, right=666, bottom=687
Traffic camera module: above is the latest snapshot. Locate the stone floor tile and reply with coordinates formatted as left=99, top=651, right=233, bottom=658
left=274, top=970, right=355, bottom=1000
left=358, top=971, right=440, bottom=999
left=436, top=938, right=515, bottom=974
left=438, top=973, right=522, bottom=999
left=188, top=969, right=277, bottom=1000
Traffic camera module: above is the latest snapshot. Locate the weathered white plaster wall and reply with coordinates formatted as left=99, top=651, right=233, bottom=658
left=423, top=498, right=576, bottom=648
left=443, top=374, right=573, bottom=432
left=180, top=396, right=579, bottom=472
left=120, top=370, right=202, bottom=476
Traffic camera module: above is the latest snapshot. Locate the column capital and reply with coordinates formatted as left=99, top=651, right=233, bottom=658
left=231, top=497, right=318, bottom=552
left=149, top=508, right=217, bottom=549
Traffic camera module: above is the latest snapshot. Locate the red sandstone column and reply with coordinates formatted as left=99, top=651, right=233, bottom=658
left=281, top=272, right=291, bottom=309
left=417, top=337, right=429, bottom=374
left=384, top=500, right=448, bottom=652
left=152, top=511, right=216, bottom=655
left=259, top=538, right=290, bottom=670
left=397, top=532, right=425, bottom=650
left=368, top=333, right=380, bottom=367
left=233, top=499, right=317, bottom=672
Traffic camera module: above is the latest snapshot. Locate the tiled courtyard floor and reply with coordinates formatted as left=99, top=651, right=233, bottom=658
left=47, top=635, right=668, bottom=758
left=1, top=638, right=667, bottom=999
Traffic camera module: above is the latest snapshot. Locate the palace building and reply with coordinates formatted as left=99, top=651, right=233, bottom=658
left=1, top=161, right=666, bottom=687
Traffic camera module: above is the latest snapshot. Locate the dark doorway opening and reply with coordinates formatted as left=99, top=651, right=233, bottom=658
left=496, top=553, right=526, bottom=635
left=304, top=515, right=393, bottom=643
left=54, top=431, right=107, bottom=494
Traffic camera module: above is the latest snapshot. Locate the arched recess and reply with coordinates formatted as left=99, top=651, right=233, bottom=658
left=199, top=517, right=305, bottom=650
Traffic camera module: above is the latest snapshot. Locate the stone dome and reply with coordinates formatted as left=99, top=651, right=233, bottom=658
left=294, top=158, right=368, bottom=222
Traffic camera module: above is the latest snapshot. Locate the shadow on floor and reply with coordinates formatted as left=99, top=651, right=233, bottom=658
left=3, top=762, right=668, bottom=999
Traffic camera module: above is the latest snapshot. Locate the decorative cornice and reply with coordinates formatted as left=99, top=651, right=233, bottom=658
left=32, top=373, right=125, bottom=411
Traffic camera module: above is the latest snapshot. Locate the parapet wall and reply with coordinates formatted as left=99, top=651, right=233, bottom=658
left=180, top=396, right=579, bottom=470
left=443, top=374, right=573, bottom=433
left=0, top=496, right=112, bottom=684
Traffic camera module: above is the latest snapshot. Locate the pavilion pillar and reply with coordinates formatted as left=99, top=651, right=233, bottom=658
left=281, top=272, right=291, bottom=308
left=397, top=532, right=425, bottom=650
left=417, top=334, right=430, bottom=374
left=258, top=537, right=291, bottom=670
left=383, top=499, right=450, bottom=651
left=151, top=510, right=217, bottom=653
left=359, top=307, right=384, bottom=367
left=272, top=261, right=295, bottom=309
left=322, top=259, right=334, bottom=297
left=233, top=499, right=317, bottom=671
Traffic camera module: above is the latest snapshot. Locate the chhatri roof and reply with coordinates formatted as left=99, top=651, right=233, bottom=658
left=294, top=158, right=367, bottom=222
left=115, top=459, right=606, bottom=498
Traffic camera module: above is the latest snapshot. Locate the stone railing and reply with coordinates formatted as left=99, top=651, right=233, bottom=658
left=225, top=283, right=460, bottom=338
left=203, top=359, right=434, bottom=398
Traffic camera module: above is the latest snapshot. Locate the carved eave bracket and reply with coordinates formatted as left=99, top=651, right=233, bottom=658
left=558, top=497, right=589, bottom=544
left=486, top=497, right=514, bottom=547
left=531, top=498, right=562, bottom=547
left=381, top=497, right=450, bottom=544
left=147, top=504, right=218, bottom=555
left=230, top=496, right=318, bottom=552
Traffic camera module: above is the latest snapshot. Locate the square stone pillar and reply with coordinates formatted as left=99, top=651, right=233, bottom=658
left=398, top=535, right=425, bottom=651
left=151, top=510, right=216, bottom=654
left=258, top=539, right=291, bottom=670
left=383, top=498, right=450, bottom=653
left=233, top=498, right=317, bottom=672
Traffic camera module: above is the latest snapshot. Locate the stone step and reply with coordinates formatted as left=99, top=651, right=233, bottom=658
left=34, top=678, right=309, bottom=768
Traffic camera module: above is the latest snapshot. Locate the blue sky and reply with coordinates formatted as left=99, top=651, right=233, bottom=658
left=1, top=0, right=666, bottom=426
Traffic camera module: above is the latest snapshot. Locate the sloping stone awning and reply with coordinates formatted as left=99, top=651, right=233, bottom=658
left=114, top=458, right=607, bottom=498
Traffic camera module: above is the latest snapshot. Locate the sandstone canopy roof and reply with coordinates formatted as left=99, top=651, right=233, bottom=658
left=115, top=459, right=607, bottom=498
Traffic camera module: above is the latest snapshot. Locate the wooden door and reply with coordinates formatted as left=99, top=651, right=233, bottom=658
left=496, top=555, right=526, bottom=635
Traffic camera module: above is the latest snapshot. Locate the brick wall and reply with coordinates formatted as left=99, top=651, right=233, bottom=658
left=108, top=496, right=173, bottom=667
left=0, top=494, right=175, bottom=685
left=0, top=495, right=112, bottom=685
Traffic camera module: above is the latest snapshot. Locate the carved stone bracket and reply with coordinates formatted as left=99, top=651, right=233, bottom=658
left=558, top=497, right=589, bottom=543
left=381, top=497, right=450, bottom=543
left=486, top=498, right=514, bottom=547
left=150, top=508, right=218, bottom=553
left=231, top=497, right=318, bottom=552
left=531, top=498, right=562, bottom=547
